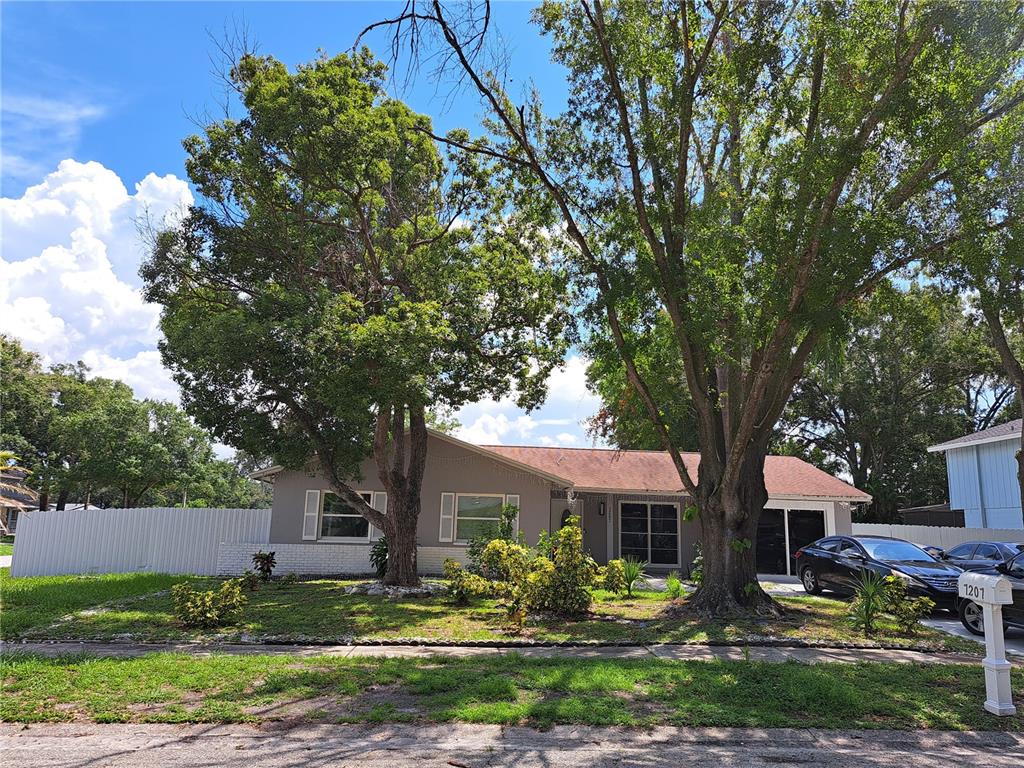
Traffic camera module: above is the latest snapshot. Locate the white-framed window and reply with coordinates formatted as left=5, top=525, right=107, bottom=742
left=320, top=491, right=372, bottom=540
left=454, top=493, right=505, bottom=543
left=619, top=501, right=679, bottom=566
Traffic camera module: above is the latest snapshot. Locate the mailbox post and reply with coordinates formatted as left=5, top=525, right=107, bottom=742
left=958, top=572, right=1016, bottom=716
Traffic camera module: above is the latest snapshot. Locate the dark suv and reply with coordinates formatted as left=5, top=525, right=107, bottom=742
left=957, top=551, right=1024, bottom=636
left=794, top=535, right=963, bottom=609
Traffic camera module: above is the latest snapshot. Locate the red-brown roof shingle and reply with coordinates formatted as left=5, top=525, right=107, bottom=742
left=481, top=445, right=870, bottom=501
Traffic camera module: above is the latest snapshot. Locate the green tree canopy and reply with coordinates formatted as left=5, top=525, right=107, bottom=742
left=941, top=98, right=1024, bottom=510
left=380, top=0, right=1024, bottom=612
left=1, top=335, right=267, bottom=510
left=143, top=50, right=567, bottom=584
left=782, top=280, right=1009, bottom=522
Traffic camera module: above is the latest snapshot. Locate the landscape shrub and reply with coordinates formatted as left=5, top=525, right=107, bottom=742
left=369, top=537, right=389, bottom=579
left=690, top=543, right=704, bottom=585
left=240, top=570, right=261, bottom=592
left=480, top=539, right=531, bottom=585
left=443, top=558, right=492, bottom=605
left=600, top=559, right=626, bottom=595
left=467, top=503, right=521, bottom=572
left=171, top=579, right=247, bottom=628
left=848, top=571, right=887, bottom=636
left=665, top=570, right=684, bottom=600
left=524, top=516, right=595, bottom=615
left=251, top=551, right=276, bottom=581
left=883, top=576, right=936, bottom=634
left=622, top=557, right=649, bottom=597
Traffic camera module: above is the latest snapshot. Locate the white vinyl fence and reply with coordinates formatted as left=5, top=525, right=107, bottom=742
left=9, top=507, right=271, bottom=577
left=852, top=523, right=1024, bottom=550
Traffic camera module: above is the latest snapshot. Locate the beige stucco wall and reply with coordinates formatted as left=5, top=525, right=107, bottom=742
left=269, top=434, right=560, bottom=547
left=549, top=491, right=609, bottom=564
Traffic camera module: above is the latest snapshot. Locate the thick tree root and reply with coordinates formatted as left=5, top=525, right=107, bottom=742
left=665, top=582, right=785, bottom=620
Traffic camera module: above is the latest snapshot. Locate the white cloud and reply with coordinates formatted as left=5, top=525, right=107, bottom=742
left=455, top=354, right=604, bottom=447
left=0, top=160, right=193, bottom=402
left=2, top=95, right=106, bottom=187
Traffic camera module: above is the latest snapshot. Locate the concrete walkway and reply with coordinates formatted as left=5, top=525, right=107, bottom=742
left=0, top=554, right=12, bottom=568
left=0, top=639, right=991, bottom=665
left=4, top=723, right=1023, bottom=768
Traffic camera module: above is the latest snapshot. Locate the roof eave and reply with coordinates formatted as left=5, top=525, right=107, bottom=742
left=928, top=432, right=1021, bottom=453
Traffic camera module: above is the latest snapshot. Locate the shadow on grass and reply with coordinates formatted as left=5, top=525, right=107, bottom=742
left=8, top=652, right=1021, bottom=732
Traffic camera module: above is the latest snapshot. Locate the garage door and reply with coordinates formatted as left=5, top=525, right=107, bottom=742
left=756, top=508, right=826, bottom=575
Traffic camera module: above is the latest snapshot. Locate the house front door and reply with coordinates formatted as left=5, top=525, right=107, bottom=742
left=581, top=495, right=608, bottom=564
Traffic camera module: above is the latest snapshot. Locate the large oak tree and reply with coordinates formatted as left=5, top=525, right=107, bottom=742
left=943, top=106, right=1024, bottom=515
left=377, top=0, right=1024, bottom=613
left=143, top=51, right=566, bottom=584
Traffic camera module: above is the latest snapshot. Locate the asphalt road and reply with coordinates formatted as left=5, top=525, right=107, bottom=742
left=3, top=723, right=1023, bottom=768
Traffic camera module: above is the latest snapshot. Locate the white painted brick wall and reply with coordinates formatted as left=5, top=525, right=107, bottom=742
left=217, top=542, right=469, bottom=576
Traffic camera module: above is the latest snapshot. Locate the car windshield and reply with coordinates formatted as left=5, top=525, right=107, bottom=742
left=858, top=539, right=935, bottom=562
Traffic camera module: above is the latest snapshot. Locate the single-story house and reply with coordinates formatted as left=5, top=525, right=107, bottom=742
left=928, top=418, right=1023, bottom=530
left=238, top=430, right=870, bottom=577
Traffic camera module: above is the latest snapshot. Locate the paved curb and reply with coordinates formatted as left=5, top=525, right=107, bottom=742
left=2, top=635, right=961, bottom=652
left=0, top=639, right=992, bottom=666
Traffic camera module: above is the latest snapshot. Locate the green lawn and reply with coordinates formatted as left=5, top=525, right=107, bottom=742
left=0, top=569, right=980, bottom=653
left=0, top=569, right=196, bottom=638
left=0, top=536, right=14, bottom=557
left=1, top=652, right=1020, bottom=729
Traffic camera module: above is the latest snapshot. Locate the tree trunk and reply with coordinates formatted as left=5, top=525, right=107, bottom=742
left=382, top=498, right=420, bottom=586
left=55, top=489, right=69, bottom=511
left=1017, top=399, right=1024, bottom=525
left=686, top=447, right=782, bottom=617
left=374, top=403, right=427, bottom=587
left=38, top=490, right=49, bottom=511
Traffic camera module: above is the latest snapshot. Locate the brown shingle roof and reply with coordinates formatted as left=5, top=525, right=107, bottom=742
left=481, top=445, right=871, bottom=501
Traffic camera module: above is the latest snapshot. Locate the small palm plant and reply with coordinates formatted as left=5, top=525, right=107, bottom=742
left=621, top=557, right=649, bottom=597
left=848, top=570, right=886, bottom=636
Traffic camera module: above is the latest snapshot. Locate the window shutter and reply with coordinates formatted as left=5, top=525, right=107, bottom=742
left=439, top=492, right=456, bottom=543
left=505, top=494, right=520, bottom=537
left=370, top=492, right=387, bottom=541
left=302, top=490, right=321, bottom=541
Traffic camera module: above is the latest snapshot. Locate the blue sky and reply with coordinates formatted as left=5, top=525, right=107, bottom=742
left=0, top=1, right=601, bottom=449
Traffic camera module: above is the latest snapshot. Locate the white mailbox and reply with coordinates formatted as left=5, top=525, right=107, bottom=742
left=959, top=572, right=1014, bottom=605
left=957, top=571, right=1016, bottom=716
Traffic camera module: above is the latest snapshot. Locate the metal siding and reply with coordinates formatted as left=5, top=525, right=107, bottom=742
left=977, top=441, right=1023, bottom=529
left=946, top=447, right=984, bottom=526
left=9, top=507, right=271, bottom=577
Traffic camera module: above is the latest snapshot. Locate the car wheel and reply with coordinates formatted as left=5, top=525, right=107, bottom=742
left=801, top=567, right=821, bottom=595
left=959, top=600, right=985, bottom=636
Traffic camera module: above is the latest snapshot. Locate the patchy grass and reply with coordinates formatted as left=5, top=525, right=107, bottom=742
left=0, top=569, right=196, bottom=639
left=2, top=571, right=979, bottom=653
left=0, top=536, right=14, bottom=557
left=1, top=652, right=1020, bottom=730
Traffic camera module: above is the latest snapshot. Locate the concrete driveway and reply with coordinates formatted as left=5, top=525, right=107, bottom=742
left=0, top=555, right=11, bottom=568
left=4, top=723, right=1024, bottom=768
left=922, top=616, right=1024, bottom=657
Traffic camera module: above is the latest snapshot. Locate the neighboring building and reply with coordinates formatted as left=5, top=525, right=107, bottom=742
left=928, top=419, right=1024, bottom=530
left=247, top=430, right=870, bottom=577
left=0, top=467, right=36, bottom=535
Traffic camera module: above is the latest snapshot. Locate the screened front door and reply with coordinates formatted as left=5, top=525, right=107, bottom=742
left=619, top=502, right=679, bottom=566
